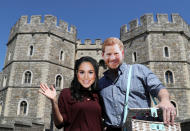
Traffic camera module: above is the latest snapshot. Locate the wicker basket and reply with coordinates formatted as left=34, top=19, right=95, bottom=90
left=131, top=119, right=181, bottom=131
left=123, top=108, right=181, bottom=131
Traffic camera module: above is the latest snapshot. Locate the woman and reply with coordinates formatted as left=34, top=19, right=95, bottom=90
left=39, top=56, right=102, bottom=131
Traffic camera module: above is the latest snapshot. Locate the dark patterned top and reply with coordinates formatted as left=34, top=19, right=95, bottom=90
left=56, top=88, right=102, bottom=131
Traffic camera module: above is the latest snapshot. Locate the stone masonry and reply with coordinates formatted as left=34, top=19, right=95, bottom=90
left=0, top=13, right=190, bottom=130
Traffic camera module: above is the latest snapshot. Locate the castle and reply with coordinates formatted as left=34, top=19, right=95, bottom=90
left=0, top=13, right=190, bottom=130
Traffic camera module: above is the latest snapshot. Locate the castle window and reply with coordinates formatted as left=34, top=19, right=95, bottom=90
left=55, top=75, right=63, bottom=89
left=132, top=52, right=137, bottom=62
left=20, top=101, right=27, bottom=115
left=17, top=100, right=28, bottom=116
left=164, top=47, right=169, bottom=57
left=3, top=76, right=7, bottom=87
left=165, top=70, right=173, bottom=84
left=29, top=45, right=34, bottom=56
left=23, top=71, right=32, bottom=84
left=171, top=101, right=176, bottom=108
left=59, top=50, right=64, bottom=61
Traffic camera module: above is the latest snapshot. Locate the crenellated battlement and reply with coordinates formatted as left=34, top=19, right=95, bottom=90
left=121, top=13, right=185, bottom=31
left=120, top=13, right=190, bottom=41
left=77, top=39, right=102, bottom=45
left=76, top=39, right=102, bottom=49
left=8, top=15, right=77, bottom=42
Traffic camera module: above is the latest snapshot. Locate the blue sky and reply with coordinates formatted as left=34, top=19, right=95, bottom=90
left=0, top=0, right=190, bottom=71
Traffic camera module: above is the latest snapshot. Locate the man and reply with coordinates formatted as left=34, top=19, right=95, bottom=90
left=99, top=37, right=176, bottom=131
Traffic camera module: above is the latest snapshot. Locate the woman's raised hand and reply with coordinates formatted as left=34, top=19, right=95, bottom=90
left=39, top=83, right=57, bottom=101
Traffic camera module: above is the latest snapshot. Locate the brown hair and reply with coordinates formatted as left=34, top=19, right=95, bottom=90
left=102, top=37, right=124, bottom=52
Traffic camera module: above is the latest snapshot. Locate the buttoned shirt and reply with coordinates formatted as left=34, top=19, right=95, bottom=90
left=99, top=63, right=165, bottom=127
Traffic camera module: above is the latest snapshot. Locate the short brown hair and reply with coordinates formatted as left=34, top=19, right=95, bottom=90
left=102, top=37, right=124, bottom=52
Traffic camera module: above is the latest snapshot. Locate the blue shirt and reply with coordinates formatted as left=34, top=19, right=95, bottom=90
left=99, top=63, right=165, bottom=127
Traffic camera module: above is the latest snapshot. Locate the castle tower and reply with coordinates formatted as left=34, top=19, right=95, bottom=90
left=76, top=39, right=102, bottom=61
left=0, top=15, right=77, bottom=130
left=76, top=39, right=106, bottom=77
left=120, top=13, right=190, bottom=120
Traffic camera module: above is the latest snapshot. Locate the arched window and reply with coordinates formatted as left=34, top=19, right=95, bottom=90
left=59, top=50, right=64, bottom=61
left=164, top=47, right=169, bottom=57
left=171, top=101, right=176, bottom=108
left=17, top=100, right=28, bottom=116
left=165, top=70, right=174, bottom=84
left=132, top=52, right=137, bottom=62
left=55, top=75, right=63, bottom=88
left=20, top=101, right=27, bottom=115
left=3, top=76, right=7, bottom=87
left=23, top=71, right=32, bottom=84
left=29, top=45, right=34, bottom=56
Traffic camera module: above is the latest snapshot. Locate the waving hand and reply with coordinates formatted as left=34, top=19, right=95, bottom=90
left=39, top=83, right=57, bottom=101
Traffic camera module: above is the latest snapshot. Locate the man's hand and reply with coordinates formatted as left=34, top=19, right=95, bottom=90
left=156, top=100, right=176, bottom=125
left=157, top=89, right=176, bottom=125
